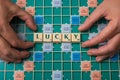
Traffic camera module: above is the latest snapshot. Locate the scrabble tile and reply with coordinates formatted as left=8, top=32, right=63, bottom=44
left=34, top=52, right=43, bottom=61
left=14, top=71, right=24, bottom=80
left=71, top=15, right=80, bottom=25
left=88, top=0, right=98, bottom=8
left=24, top=61, right=34, bottom=72
left=34, top=15, right=44, bottom=24
left=61, top=24, right=71, bottom=33
left=91, top=71, right=101, bottom=80
left=61, top=43, right=72, bottom=52
left=71, top=52, right=81, bottom=61
left=43, top=43, right=53, bottom=52
left=79, top=7, right=89, bottom=16
left=62, top=33, right=71, bottom=42
left=110, top=53, right=119, bottom=61
left=52, top=70, right=63, bottom=80
left=97, top=23, right=106, bottom=32
left=43, top=33, right=52, bottom=42
left=81, top=61, right=91, bottom=71
left=52, top=0, right=62, bottom=8
left=26, top=7, right=35, bottom=16
left=43, top=24, right=53, bottom=33
left=34, top=33, right=43, bottom=42
left=53, top=33, right=62, bottom=43
left=17, top=32, right=26, bottom=41
left=16, top=0, right=26, bottom=8
left=71, top=33, right=80, bottom=42
left=88, top=32, right=98, bottom=40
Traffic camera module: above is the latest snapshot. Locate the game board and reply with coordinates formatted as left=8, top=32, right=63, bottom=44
left=0, top=0, right=120, bottom=80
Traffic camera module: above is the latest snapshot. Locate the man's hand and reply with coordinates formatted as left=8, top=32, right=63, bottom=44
left=79, top=0, right=120, bottom=62
left=0, top=0, right=36, bottom=63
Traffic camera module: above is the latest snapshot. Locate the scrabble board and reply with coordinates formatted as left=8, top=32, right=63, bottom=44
left=0, top=0, right=120, bottom=80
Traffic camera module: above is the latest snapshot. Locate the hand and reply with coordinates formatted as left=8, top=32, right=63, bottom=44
left=79, top=0, right=120, bottom=62
left=0, top=0, right=36, bottom=63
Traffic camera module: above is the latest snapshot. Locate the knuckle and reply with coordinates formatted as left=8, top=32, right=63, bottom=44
left=9, top=5, right=21, bottom=14
left=26, top=13, right=33, bottom=19
left=3, top=51, right=10, bottom=57
left=108, top=46, right=116, bottom=52
left=11, top=41, right=18, bottom=47
left=86, top=16, right=92, bottom=22
left=97, top=34, right=106, bottom=43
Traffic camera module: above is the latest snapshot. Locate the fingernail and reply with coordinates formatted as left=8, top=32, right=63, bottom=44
left=79, top=24, right=84, bottom=31
left=88, top=50, right=94, bottom=55
left=88, top=52, right=92, bottom=55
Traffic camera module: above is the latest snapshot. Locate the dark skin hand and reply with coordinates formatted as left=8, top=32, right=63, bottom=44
left=0, top=0, right=36, bottom=63
left=79, top=0, right=120, bottom=62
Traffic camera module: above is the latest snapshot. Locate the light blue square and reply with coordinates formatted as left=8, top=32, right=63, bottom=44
left=43, top=43, right=53, bottom=52
left=52, top=0, right=62, bottom=8
left=43, top=24, right=53, bottom=33
left=61, top=24, right=71, bottom=33
left=52, top=70, right=62, bottom=80
left=61, top=43, right=72, bottom=52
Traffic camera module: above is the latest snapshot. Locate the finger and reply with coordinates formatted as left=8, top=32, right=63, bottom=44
left=10, top=48, right=30, bottom=59
left=87, top=45, right=111, bottom=56
left=82, top=21, right=117, bottom=47
left=0, top=24, right=34, bottom=49
left=16, top=9, right=37, bottom=31
left=96, top=55, right=109, bottom=62
left=79, top=6, right=104, bottom=31
left=88, top=34, right=120, bottom=56
left=0, top=54, right=15, bottom=62
left=11, top=48, right=29, bottom=60
left=0, top=50, right=22, bottom=63
left=20, top=51, right=30, bottom=59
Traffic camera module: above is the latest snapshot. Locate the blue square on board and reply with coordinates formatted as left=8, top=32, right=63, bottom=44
left=71, top=16, right=80, bottom=25
left=34, top=52, right=43, bottom=62
left=110, top=53, right=119, bottom=61
left=71, top=52, right=81, bottom=61
left=34, top=15, right=44, bottom=24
